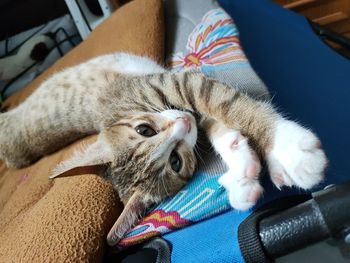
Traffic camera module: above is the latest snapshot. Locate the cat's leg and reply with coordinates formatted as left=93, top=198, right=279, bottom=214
left=106, top=71, right=327, bottom=193
left=0, top=111, right=35, bottom=167
left=204, top=119, right=264, bottom=210
left=156, top=72, right=327, bottom=191
left=266, top=119, right=327, bottom=190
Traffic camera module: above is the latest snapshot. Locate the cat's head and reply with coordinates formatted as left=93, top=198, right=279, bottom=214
left=104, top=109, right=198, bottom=202
left=51, top=109, right=198, bottom=246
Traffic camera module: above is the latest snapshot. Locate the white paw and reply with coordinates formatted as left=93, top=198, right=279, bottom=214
left=267, top=119, right=327, bottom=190
left=213, top=130, right=263, bottom=210
left=219, top=172, right=263, bottom=210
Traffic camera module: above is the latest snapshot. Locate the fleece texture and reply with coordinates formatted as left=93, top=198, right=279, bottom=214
left=0, top=0, right=164, bottom=262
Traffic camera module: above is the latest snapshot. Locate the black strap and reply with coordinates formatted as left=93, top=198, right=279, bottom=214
left=238, top=194, right=311, bottom=263
left=104, top=237, right=172, bottom=263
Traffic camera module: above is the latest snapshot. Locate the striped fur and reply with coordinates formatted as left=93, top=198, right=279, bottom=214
left=0, top=56, right=278, bottom=202
left=0, top=53, right=327, bottom=245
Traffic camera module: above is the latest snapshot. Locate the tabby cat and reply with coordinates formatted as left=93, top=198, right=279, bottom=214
left=0, top=53, right=327, bottom=245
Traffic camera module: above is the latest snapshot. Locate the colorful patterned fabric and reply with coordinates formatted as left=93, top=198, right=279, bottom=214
left=168, top=9, right=248, bottom=73
left=117, top=7, right=252, bottom=249
left=118, top=171, right=231, bottom=248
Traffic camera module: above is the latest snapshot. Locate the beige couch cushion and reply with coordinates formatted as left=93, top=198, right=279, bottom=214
left=0, top=0, right=164, bottom=262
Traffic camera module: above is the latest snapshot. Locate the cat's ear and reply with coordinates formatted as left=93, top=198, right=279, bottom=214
left=107, top=191, right=152, bottom=246
left=50, top=139, right=113, bottom=179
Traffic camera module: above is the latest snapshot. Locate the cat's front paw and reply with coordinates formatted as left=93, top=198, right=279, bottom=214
left=219, top=170, right=263, bottom=211
left=267, top=119, right=327, bottom=190
left=213, top=130, right=263, bottom=210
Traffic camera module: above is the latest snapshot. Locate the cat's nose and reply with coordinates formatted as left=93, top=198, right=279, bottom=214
left=176, top=116, right=191, bottom=133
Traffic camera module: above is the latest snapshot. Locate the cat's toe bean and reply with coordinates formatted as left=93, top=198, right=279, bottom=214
left=218, top=152, right=263, bottom=210
left=246, top=153, right=261, bottom=179
left=267, top=119, right=327, bottom=190
left=268, top=158, right=294, bottom=189
left=213, top=128, right=263, bottom=209
left=219, top=173, right=263, bottom=210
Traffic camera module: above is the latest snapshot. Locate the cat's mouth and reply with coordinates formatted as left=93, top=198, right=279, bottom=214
left=158, top=109, right=198, bottom=148
left=175, top=116, right=192, bottom=133
left=171, top=117, right=191, bottom=140
left=165, top=111, right=197, bottom=147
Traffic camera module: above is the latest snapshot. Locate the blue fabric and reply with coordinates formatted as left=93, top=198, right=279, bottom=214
left=219, top=0, right=350, bottom=186
left=164, top=209, right=250, bottom=263
left=165, top=1, right=350, bottom=262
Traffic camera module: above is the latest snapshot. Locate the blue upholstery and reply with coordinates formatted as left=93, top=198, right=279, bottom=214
left=164, top=1, right=350, bottom=262
left=219, top=0, right=350, bottom=186
left=164, top=210, right=249, bottom=263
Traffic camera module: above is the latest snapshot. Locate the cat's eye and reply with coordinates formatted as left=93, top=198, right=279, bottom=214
left=135, top=124, right=157, bottom=137
left=170, top=151, right=182, bottom=172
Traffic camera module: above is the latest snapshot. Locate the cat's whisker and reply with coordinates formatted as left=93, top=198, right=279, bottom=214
left=157, top=177, right=162, bottom=199
left=258, top=92, right=272, bottom=102
left=149, top=172, right=159, bottom=195
left=140, top=100, right=166, bottom=114
left=153, top=102, right=167, bottom=112
left=152, top=105, right=165, bottom=113
left=164, top=102, right=173, bottom=111
left=194, top=139, right=209, bottom=150
left=161, top=174, right=170, bottom=197
left=194, top=146, right=205, bottom=165
left=139, top=101, right=160, bottom=113
left=116, top=107, right=138, bottom=113
left=106, top=111, right=118, bottom=123
left=194, top=147, right=212, bottom=172
left=155, top=177, right=160, bottom=198
left=194, top=139, right=214, bottom=155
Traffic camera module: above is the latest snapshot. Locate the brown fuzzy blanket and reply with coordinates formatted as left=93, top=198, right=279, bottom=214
left=0, top=0, right=164, bottom=261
